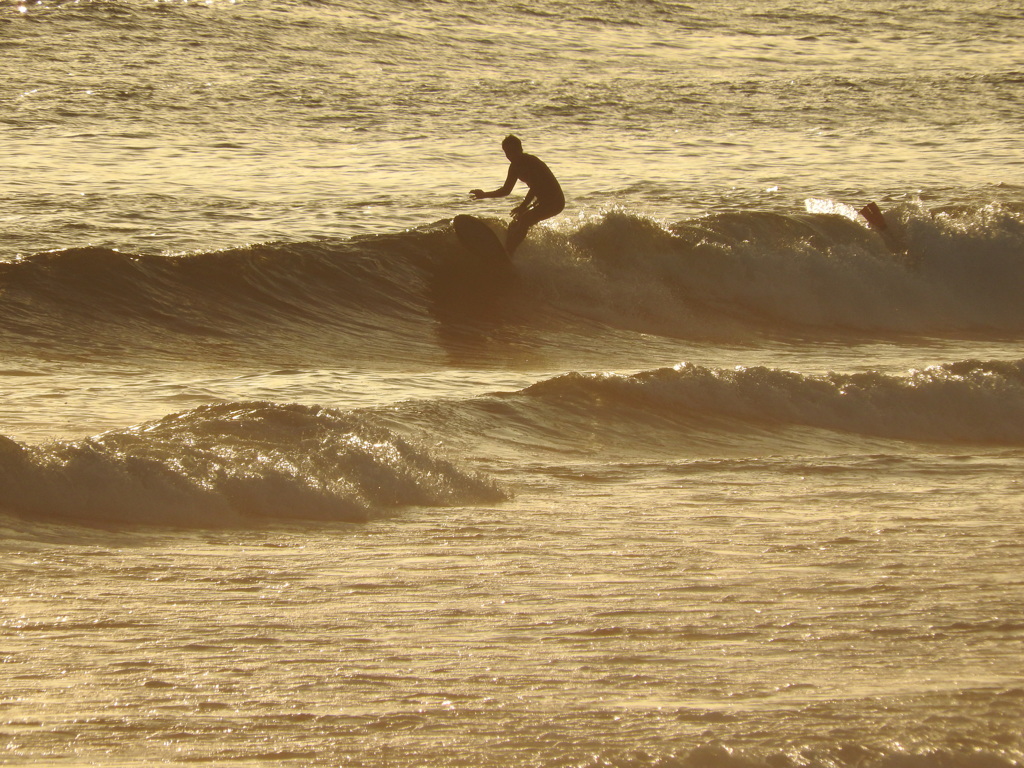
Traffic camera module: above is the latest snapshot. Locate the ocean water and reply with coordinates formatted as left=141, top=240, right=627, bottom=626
left=2, top=0, right=1023, bottom=766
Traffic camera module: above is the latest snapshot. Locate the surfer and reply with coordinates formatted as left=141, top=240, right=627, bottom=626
left=470, top=135, right=565, bottom=256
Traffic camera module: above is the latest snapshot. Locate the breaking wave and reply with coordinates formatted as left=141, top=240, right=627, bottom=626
left=2, top=201, right=1023, bottom=361
left=503, top=357, right=1024, bottom=451
left=3, top=357, right=1022, bottom=527
left=0, top=402, right=504, bottom=527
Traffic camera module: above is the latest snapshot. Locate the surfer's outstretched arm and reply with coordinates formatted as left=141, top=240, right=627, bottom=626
left=470, top=165, right=517, bottom=199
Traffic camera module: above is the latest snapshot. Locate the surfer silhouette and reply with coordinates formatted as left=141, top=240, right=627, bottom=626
left=470, top=135, right=565, bottom=256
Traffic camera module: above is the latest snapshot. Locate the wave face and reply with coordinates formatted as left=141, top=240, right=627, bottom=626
left=502, top=358, right=1024, bottom=452
left=0, top=229, right=451, bottom=361
left=2, top=202, right=1023, bottom=360
left=0, top=402, right=504, bottom=527
left=4, top=358, right=1021, bottom=527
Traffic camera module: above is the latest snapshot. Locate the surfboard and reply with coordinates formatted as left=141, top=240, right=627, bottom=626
left=453, top=215, right=509, bottom=267
left=858, top=201, right=888, bottom=231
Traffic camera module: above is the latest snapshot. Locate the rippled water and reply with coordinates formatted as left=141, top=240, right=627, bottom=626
left=2, top=0, right=1023, bottom=765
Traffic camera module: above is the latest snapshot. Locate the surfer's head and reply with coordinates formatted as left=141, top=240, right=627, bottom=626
left=502, top=134, right=523, bottom=160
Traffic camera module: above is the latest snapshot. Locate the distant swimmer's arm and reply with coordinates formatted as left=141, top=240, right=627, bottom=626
left=470, top=164, right=518, bottom=199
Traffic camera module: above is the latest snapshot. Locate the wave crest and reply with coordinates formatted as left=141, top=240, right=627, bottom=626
left=535, top=201, right=1024, bottom=336
left=0, top=402, right=504, bottom=527
left=2, top=202, right=1023, bottom=359
left=511, top=358, right=1024, bottom=448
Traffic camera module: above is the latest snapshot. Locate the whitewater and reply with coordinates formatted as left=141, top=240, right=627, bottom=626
left=2, top=0, right=1023, bottom=766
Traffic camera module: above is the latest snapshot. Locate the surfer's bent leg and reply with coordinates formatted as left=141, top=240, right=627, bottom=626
left=505, top=200, right=564, bottom=257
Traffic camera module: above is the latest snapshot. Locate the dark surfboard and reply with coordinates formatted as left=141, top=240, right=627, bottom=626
left=453, top=215, right=509, bottom=267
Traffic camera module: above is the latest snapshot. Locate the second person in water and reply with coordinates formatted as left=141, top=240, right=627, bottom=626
left=470, top=135, right=565, bottom=257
